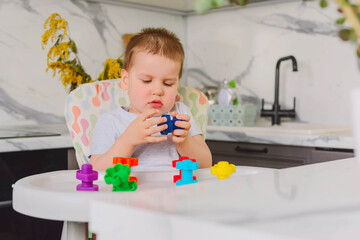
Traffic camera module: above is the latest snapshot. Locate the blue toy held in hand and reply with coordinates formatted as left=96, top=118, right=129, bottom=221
left=158, top=115, right=184, bottom=135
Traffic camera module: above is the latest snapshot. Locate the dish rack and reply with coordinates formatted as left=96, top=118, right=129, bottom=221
left=208, top=104, right=257, bottom=127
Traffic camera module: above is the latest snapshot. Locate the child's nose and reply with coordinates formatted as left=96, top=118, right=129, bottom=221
left=151, top=87, right=164, bottom=95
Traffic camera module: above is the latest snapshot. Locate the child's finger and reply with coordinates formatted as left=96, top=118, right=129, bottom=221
left=140, top=109, right=159, bottom=121
left=146, top=124, right=168, bottom=135
left=145, top=136, right=167, bottom=143
left=170, top=135, right=184, bottom=144
left=144, top=116, right=167, bottom=128
left=170, top=111, right=179, bottom=117
left=174, top=120, right=191, bottom=130
left=175, top=114, right=190, bottom=121
left=173, top=129, right=187, bottom=137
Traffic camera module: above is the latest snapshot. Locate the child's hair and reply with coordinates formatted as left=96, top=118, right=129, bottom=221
left=123, top=27, right=185, bottom=79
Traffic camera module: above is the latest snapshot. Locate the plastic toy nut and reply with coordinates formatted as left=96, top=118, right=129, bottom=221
left=113, top=157, right=138, bottom=167
left=211, top=161, right=236, bottom=180
left=104, top=164, right=137, bottom=191
left=76, top=164, right=98, bottom=191
left=158, top=114, right=184, bottom=135
left=113, top=157, right=138, bottom=183
left=172, top=116, right=184, bottom=130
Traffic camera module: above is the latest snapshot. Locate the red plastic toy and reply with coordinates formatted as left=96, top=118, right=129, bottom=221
left=113, top=157, right=138, bottom=183
left=113, top=157, right=138, bottom=167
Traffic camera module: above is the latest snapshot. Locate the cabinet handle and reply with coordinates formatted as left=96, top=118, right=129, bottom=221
left=234, top=145, right=268, bottom=154
left=0, top=200, right=12, bottom=208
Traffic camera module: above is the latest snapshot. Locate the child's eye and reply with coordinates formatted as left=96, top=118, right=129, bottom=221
left=164, top=82, right=174, bottom=86
left=142, top=79, right=151, bottom=83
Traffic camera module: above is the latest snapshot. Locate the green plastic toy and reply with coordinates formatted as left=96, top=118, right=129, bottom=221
left=104, top=164, right=137, bottom=191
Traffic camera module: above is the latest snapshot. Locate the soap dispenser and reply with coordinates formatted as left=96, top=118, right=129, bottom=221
left=218, top=79, right=239, bottom=106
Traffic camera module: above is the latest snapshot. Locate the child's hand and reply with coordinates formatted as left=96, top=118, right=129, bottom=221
left=123, top=109, right=168, bottom=147
left=170, top=111, right=191, bottom=144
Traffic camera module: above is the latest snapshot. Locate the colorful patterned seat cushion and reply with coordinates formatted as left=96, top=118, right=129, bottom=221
left=65, top=78, right=209, bottom=167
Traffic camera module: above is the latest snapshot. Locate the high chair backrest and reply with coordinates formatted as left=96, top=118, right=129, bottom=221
left=65, top=78, right=209, bottom=167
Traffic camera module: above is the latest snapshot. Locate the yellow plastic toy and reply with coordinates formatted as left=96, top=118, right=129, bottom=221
left=211, top=161, right=236, bottom=180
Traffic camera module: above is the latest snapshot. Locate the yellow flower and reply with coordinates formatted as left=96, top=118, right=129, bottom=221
left=108, top=59, right=121, bottom=79
left=98, top=58, right=122, bottom=80
left=43, top=13, right=117, bottom=92
left=47, top=42, right=71, bottom=64
left=42, top=13, right=68, bottom=49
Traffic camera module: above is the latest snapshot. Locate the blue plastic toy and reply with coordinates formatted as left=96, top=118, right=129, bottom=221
left=158, top=114, right=184, bottom=135
left=175, top=160, right=199, bottom=186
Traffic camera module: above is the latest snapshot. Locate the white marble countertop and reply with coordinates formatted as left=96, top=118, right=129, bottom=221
left=0, top=123, right=354, bottom=153
left=206, top=124, right=354, bottom=149
left=90, top=158, right=360, bottom=240
left=0, top=124, right=73, bottom=153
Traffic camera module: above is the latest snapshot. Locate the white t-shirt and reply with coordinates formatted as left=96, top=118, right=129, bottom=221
left=89, top=102, right=202, bottom=171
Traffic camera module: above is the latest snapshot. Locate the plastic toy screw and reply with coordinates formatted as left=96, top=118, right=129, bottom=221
left=76, top=164, right=98, bottom=191
left=173, top=156, right=197, bottom=183
left=211, top=161, right=236, bottom=180
left=158, top=114, right=184, bottom=135
left=104, top=164, right=137, bottom=191
left=113, top=157, right=138, bottom=183
left=175, top=159, right=199, bottom=186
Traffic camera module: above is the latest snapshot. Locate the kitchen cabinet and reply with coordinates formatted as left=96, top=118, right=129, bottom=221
left=310, top=148, right=354, bottom=164
left=67, top=148, right=78, bottom=170
left=100, top=0, right=280, bottom=15
left=0, top=148, right=72, bottom=240
left=206, top=140, right=354, bottom=169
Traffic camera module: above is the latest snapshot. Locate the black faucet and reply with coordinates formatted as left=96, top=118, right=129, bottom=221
left=261, top=56, right=298, bottom=125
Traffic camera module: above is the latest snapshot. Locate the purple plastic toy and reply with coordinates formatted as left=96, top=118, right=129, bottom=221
left=76, top=164, right=99, bottom=191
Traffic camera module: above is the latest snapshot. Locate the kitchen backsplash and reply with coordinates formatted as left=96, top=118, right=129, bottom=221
left=1, top=0, right=359, bottom=127
left=0, top=0, right=185, bottom=126
left=186, top=0, right=360, bottom=125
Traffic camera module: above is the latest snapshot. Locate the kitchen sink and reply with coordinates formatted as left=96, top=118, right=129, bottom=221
left=207, top=122, right=351, bottom=135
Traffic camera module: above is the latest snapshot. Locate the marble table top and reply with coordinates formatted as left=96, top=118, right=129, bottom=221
left=90, top=158, right=360, bottom=240
left=12, top=165, right=271, bottom=222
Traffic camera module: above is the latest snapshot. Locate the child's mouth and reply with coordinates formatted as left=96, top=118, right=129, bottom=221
left=149, top=100, right=163, bottom=108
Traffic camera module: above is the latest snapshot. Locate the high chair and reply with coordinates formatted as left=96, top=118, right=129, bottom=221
left=65, top=78, right=209, bottom=168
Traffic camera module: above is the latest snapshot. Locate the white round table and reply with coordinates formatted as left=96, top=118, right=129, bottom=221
left=12, top=166, right=264, bottom=239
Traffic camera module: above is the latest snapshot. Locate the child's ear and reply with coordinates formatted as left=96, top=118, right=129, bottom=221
left=120, top=69, right=129, bottom=90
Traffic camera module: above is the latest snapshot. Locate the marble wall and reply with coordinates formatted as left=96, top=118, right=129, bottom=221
left=0, top=0, right=185, bottom=126
left=186, top=0, right=360, bottom=126
left=2, top=0, right=359, bottom=127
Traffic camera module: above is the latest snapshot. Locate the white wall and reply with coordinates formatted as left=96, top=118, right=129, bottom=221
left=186, top=0, right=360, bottom=126
left=0, top=0, right=185, bottom=126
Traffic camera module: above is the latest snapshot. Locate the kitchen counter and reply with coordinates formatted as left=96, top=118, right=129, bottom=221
left=90, top=158, right=360, bottom=240
left=0, top=124, right=73, bottom=153
left=206, top=125, right=354, bottom=149
left=0, top=123, right=354, bottom=153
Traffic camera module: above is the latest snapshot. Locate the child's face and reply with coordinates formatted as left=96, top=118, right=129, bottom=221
left=121, top=52, right=180, bottom=116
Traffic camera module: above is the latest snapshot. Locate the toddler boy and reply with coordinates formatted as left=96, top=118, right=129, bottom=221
left=89, top=28, right=212, bottom=171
